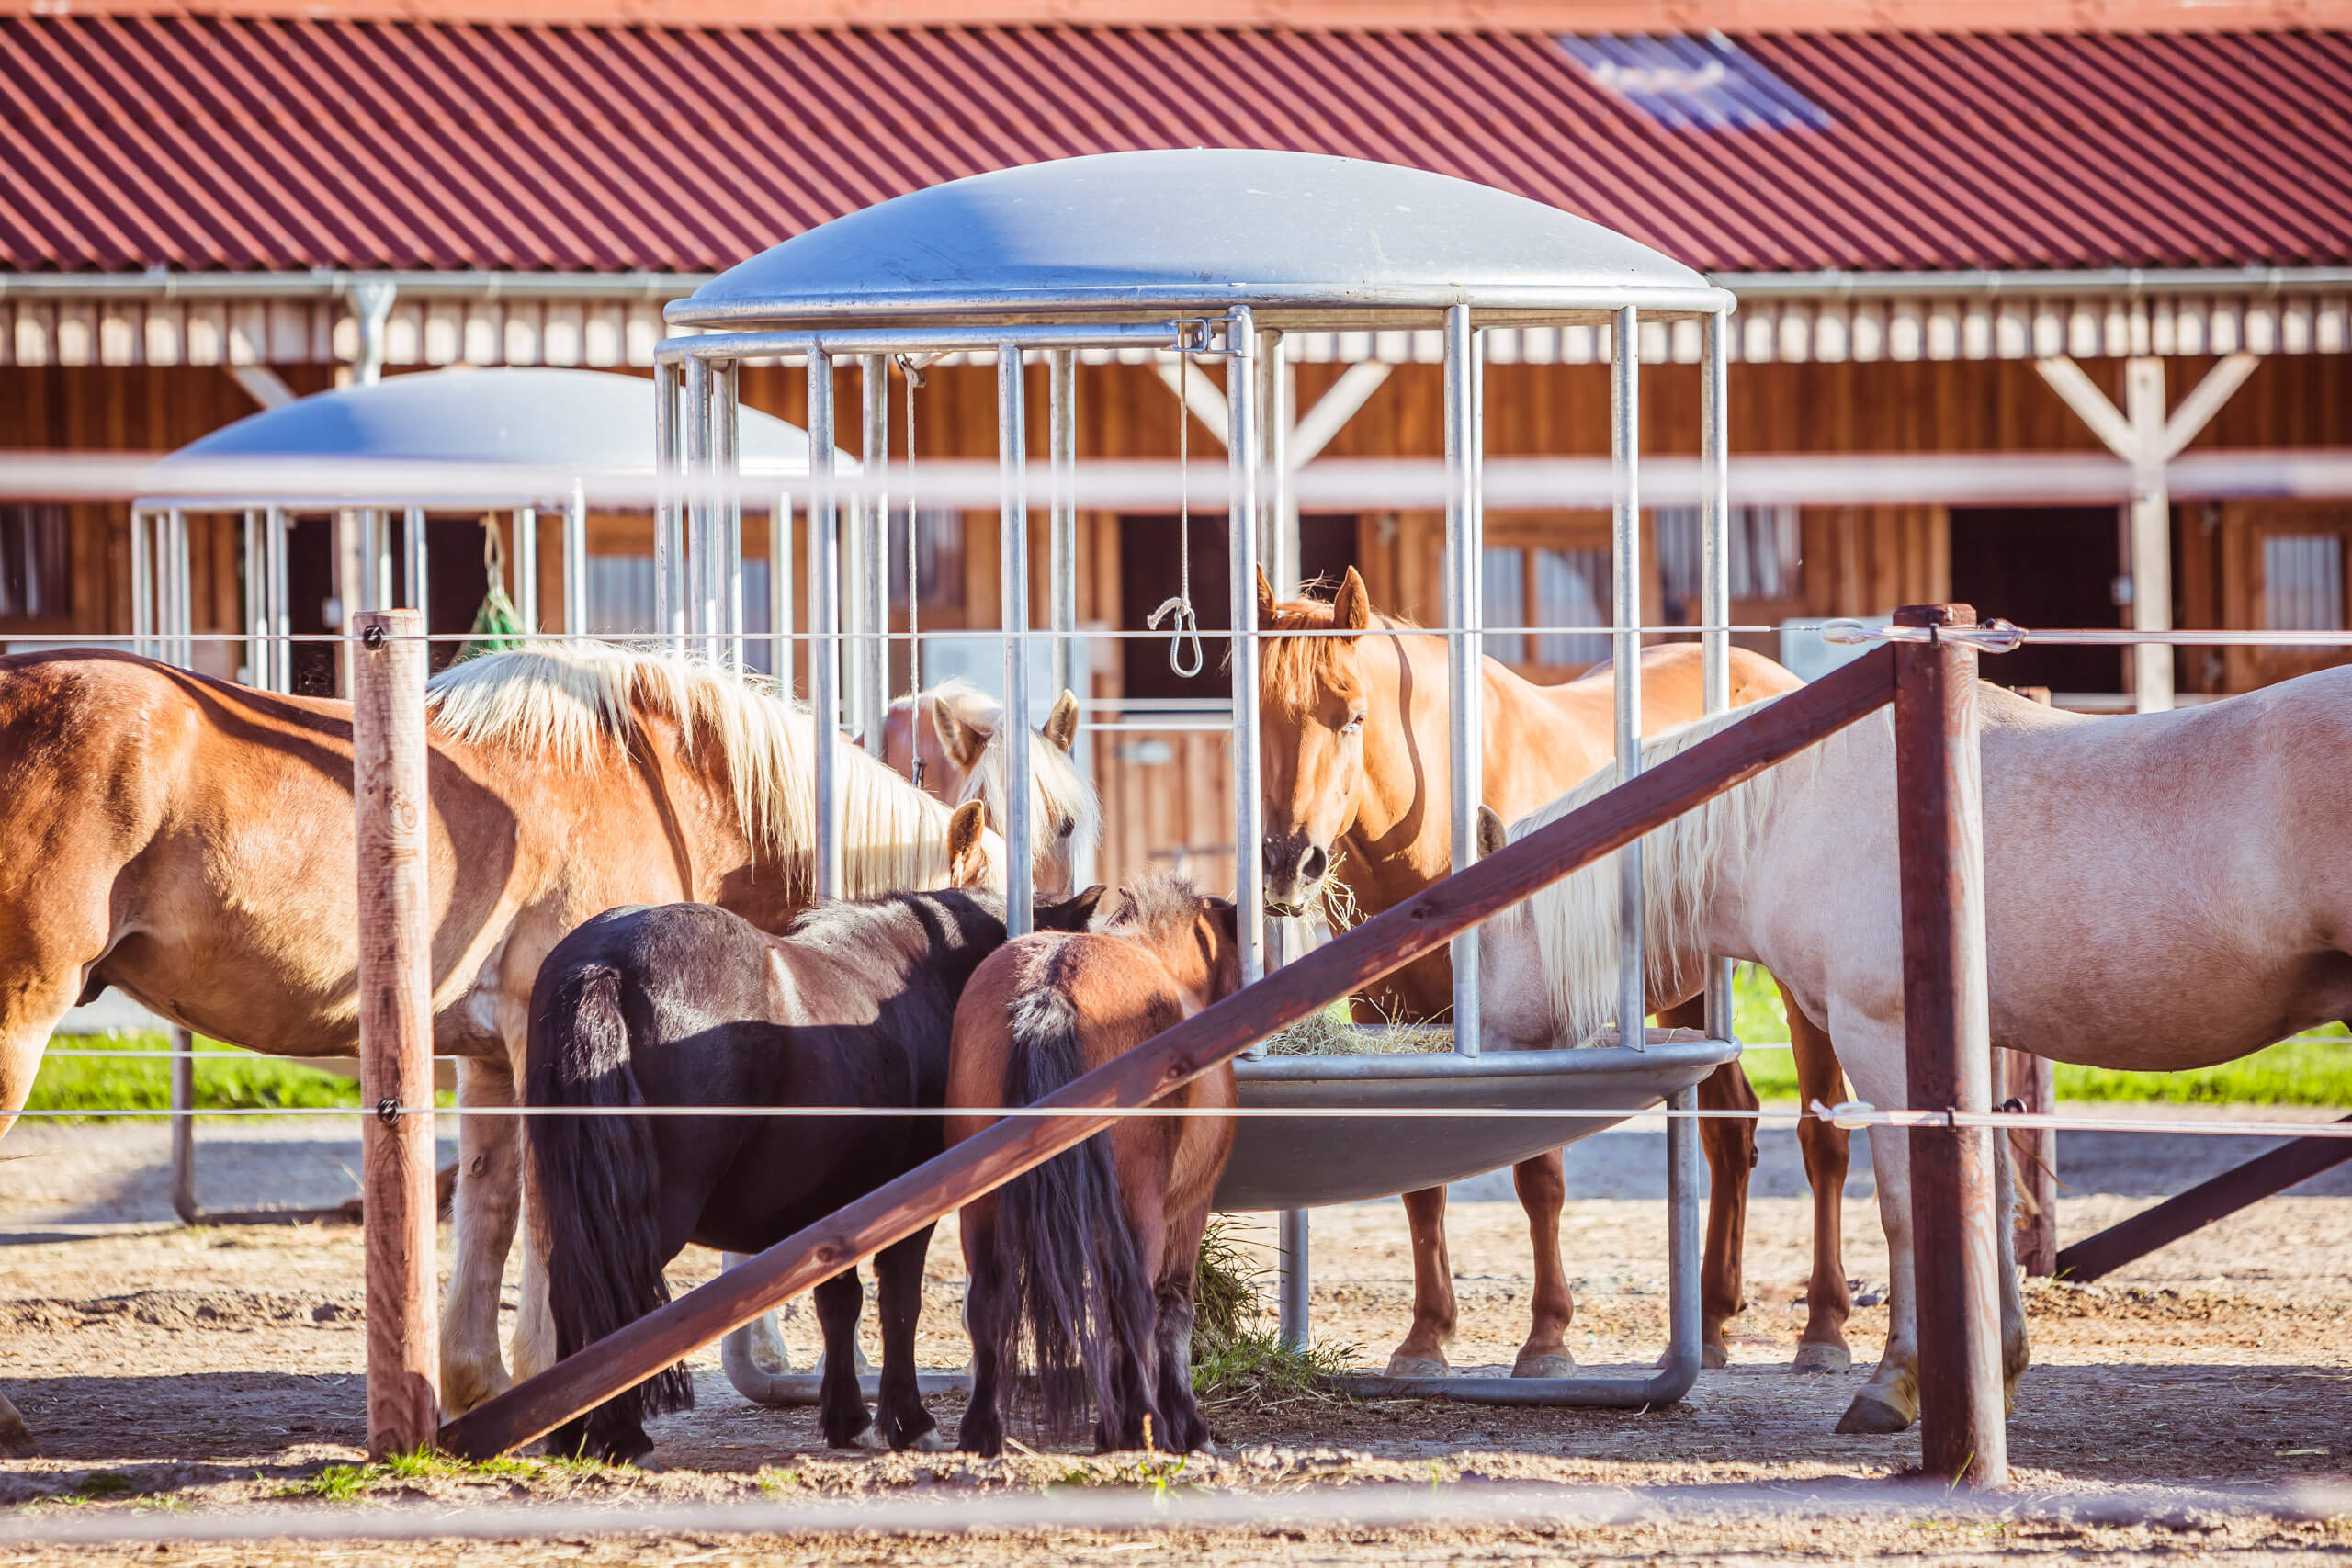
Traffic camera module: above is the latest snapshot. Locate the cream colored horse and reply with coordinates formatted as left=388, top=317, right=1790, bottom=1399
left=0, top=644, right=1001, bottom=1452
left=1254, top=568, right=1854, bottom=1380
left=880, top=679, right=1101, bottom=895
left=1482, top=667, right=2352, bottom=1431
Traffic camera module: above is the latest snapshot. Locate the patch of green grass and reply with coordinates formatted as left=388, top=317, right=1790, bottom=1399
left=1188, top=1215, right=1354, bottom=1412
left=1727, top=964, right=2352, bottom=1107
left=275, top=1450, right=616, bottom=1501
left=25, top=1032, right=455, bottom=1122
left=71, top=1472, right=138, bottom=1499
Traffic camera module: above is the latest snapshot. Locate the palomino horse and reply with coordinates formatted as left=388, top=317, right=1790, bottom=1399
left=880, top=679, right=1102, bottom=895
left=1484, top=667, right=2352, bottom=1432
left=949, top=870, right=1242, bottom=1456
left=524, top=824, right=1102, bottom=1461
left=1253, top=568, right=1854, bottom=1379
left=0, top=643, right=1002, bottom=1452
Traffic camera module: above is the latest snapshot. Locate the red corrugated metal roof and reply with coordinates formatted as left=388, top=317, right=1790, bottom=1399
left=3, top=18, right=2346, bottom=276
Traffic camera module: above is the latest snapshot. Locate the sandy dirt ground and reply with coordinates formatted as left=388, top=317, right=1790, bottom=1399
left=1, top=1108, right=2347, bottom=1564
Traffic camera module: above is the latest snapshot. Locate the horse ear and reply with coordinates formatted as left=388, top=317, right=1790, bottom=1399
left=1042, top=690, right=1080, bottom=753
left=930, top=693, right=989, bottom=770
left=1213, top=898, right=1239, bottom=942
left=1056, top=884, right=1108, bottom=931
left=1256, top=564, right=1280, bottom=626
left=945, top=800, right=991, bottom=888
left=1333, top=567, right=1372, bottom=633
left=1476, top=805, right=1510, bottom=861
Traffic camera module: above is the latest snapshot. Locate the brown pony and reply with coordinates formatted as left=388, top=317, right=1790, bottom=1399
left=878, top=679, right=1102, bottom=896
left=947, top=870, right=1241, bottom=1456
left=0, top=643, right=1001, bottom=1454
left=1253, top=568, right=1855, bottom=1380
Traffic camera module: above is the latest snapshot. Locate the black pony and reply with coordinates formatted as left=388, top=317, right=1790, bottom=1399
left=526, top=815, right=1102, bottom=1463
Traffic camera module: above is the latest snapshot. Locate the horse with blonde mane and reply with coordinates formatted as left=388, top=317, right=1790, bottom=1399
left=1253, top=567, right=1855, bottom=1381
left=0, top=643, right=1003, bottom=1452
left=880, top=679, right=1102, bottom=895
left=1480, top=665, right=2352, bottom=1432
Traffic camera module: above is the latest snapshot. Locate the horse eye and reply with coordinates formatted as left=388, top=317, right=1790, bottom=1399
left=1340, top=715, right=1364, bottom=736
left=1058, top=821, right=1074, bottom=839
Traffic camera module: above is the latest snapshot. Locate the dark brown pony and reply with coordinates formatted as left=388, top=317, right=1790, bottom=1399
left=1253, top=568, right=1856, bottom=1378
left=947, top=871, right=1242, bottom=1456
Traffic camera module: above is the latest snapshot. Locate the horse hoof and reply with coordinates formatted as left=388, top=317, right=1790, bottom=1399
left=0, top=1409, right=34, bottom=1459
left=853, top=1427, right=888, bottom=1452
left=909, top=1429, right=949, bottom=1453
left=1384, top=1355, right=1450, bottom=1380
left=1700, top=1344, right=1730, bottom=1371
left=1510, top=1353, right=1576, bottom=1380
left=1834, top=1392, right=1916, bottom=1435
left=1792, top=1343, right=1852, bottom=1375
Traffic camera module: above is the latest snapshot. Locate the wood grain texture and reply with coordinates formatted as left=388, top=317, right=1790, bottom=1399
left=352, top=607, right=440, bottom=1457
left=1893, top=603, right=2007, bottom=1488
left=2055, top=1115, right=2352, bottom=1285
left=437, top=645, right=1899, bottom=1460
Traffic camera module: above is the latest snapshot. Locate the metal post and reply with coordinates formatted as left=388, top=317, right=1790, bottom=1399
left=172, top=507, right=193, bottom=669
left=717, top=361, right=743, bottom=671
left=130, top=508, right=153, bottom=662
left=1892, top=601, right=2005, bottom=1488
left=351, top=606, right=439, bottom=1458
left=1699, top=312, right=1735, bottom=1040
left=684, top=354, right=713, bottom=660
left=1047, top=348, right=1079, bottom=706
left=266, top=506, right=290, bottom=693
left=1444, top=306, right=1484, bottom=1060
left=770, top=491, right=795, bottom=690
left=514, top=505, right=539, bottom=641
left=1611, top=307, right=1645, bottom=1049
left=654, top=358, right=684, bottom=655
left=168, top=1029, right=197, bottom=1224
left=807, top=351, right=843, bottom=899
left=1278, top=1208, right=1311, bottom=1351
left=403, top=506, right=429, bottom=630
left=861, top=354, right=889, bottom=745
left=998, top=344, right=1035, bottom=937
left=1264, top=330, right=1297, bottom=597
left=562, top=483, right=588, bottom=644
left=243, top=509, right=265, bottom=687
left=1227, top=309, right=1264, bottom=990
left=2124, top=358, right=2174, bottom=713
left=370, top=508, right=392, bottom=615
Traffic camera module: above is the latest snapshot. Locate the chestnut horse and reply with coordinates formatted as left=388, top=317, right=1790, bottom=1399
left=949, top=870, right=1242, bottom=1456
left=0, top=643, right=1002, bottom=1453
left=880, top=679, right=1102, bottom=895
left=1253, top=568, right=1853, bottom=1380
left=1488, top=667, right=2352, bottom=1432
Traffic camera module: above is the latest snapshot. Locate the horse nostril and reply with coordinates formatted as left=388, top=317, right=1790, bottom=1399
left=1300, top=845, right=1328, bottom=884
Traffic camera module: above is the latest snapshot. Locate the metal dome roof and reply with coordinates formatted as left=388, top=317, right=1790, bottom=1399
left=160, top=367, right=831, bottom=474
left=668, top=150, right=1727, bottom=332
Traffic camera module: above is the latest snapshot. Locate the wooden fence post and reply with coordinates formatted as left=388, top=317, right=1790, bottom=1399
left=2001, top=687, right=2057, bottom=1278
left=353, top=607, right=440, bottom=1456
left=1892, top=602, right=2006, bottom=1488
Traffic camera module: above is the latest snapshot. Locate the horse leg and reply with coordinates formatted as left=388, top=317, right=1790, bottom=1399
left=1100, top=1199, right=1165, bottom=1453
left=1786, top=992, right=1855, bottom=1373
left=813, top=1268, right=876, bottom=1450
left=1387, top=1186, right=1456, bottom=1377
left=0, top=940, right=88, bottom=1458
left=1994, top=1107, right=2030, bottom=1409
left=956, top=1199, right=1009, bottom=1457
left=1510, top=1150, right=1575, bottom=1378
left=873, top=1224, right=944, bottom=1452
left=1835, top=1028, right=1921, bottom=1435
left=440, top=1056, right=522, bottom=1413
left=1152, top=1201, right=1215, bottom=1454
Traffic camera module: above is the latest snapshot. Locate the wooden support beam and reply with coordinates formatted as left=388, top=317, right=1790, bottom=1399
left=2055, top=1114, right=2352, bottom=1283
left=1893, top=603, right=2006, bottom=1488
left=1998, top=1048, right=2058, bottom=1277
left=352, top=607, right=440, bottom=1457
left=437, top=646, right=1902, bottom=1461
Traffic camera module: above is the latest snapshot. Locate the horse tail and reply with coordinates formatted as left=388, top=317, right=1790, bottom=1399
left=525, top=957, right=690, bottom=1461
left=992, top=976, right=1158, bottom=1444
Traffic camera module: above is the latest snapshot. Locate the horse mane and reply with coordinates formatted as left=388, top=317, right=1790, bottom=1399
left=1260, top=582, right=1418, bottom=717
left=1098, top=866, right=1207, bottom=949
left=964, top=723, right=1102, bottom=870
left=916, top=676, right=1001, bottom=738
left=1511, top=694, right=1865, bottom=1043
left=425, top=641, right=966, bottom=900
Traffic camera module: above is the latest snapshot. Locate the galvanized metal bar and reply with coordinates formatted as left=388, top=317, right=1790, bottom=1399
left=167, top=506, right=192, bottom=669
left=1278, top=1208, right=1310, bottom=1351
left=130, top=507, right=153, bottom=662
left=403, top=506, right=428, bottom=630
left=266, top=505, right=290, bottom=693
left=1611, top=306, right=1645, bottom=1051
left=1699, top=311, right=1735, bottom=1040
left=653, top=357, right=683, bottom=654
left=1047, top=348, right=1078, bottom=706
left=1264, top=329, right=1297, bottom=596
left=168, top=1030, right=197, bottom=1224
left=684, top=354, right=713, bottom=660
left=563, top=482, right=589, bottom=644
left=1893, top=601, right=2004, bottom=1488
left=1227, top=307, right=1265, bottom=992
left=807, top=351, right=843, bottom=900
left=861, top=354, right=890, bottom=746
left=770, top=491, right=794, bottom=691
left=999, top=344, right=1035, bottom=938
left=370, top=507, right=392, bottom=616
left=1445, top=306, right=1483, bottom=1060
left=243, top=508, right=265, bottom=687
left=514, top=505, right=539, bottom=641
left=717, top=360, right=744, bottom=671
left=658, top=322, right=1193, bottom=363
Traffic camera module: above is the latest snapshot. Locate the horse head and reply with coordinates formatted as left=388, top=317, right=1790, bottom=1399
left=1255, top=564, right=1374, bottom=918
